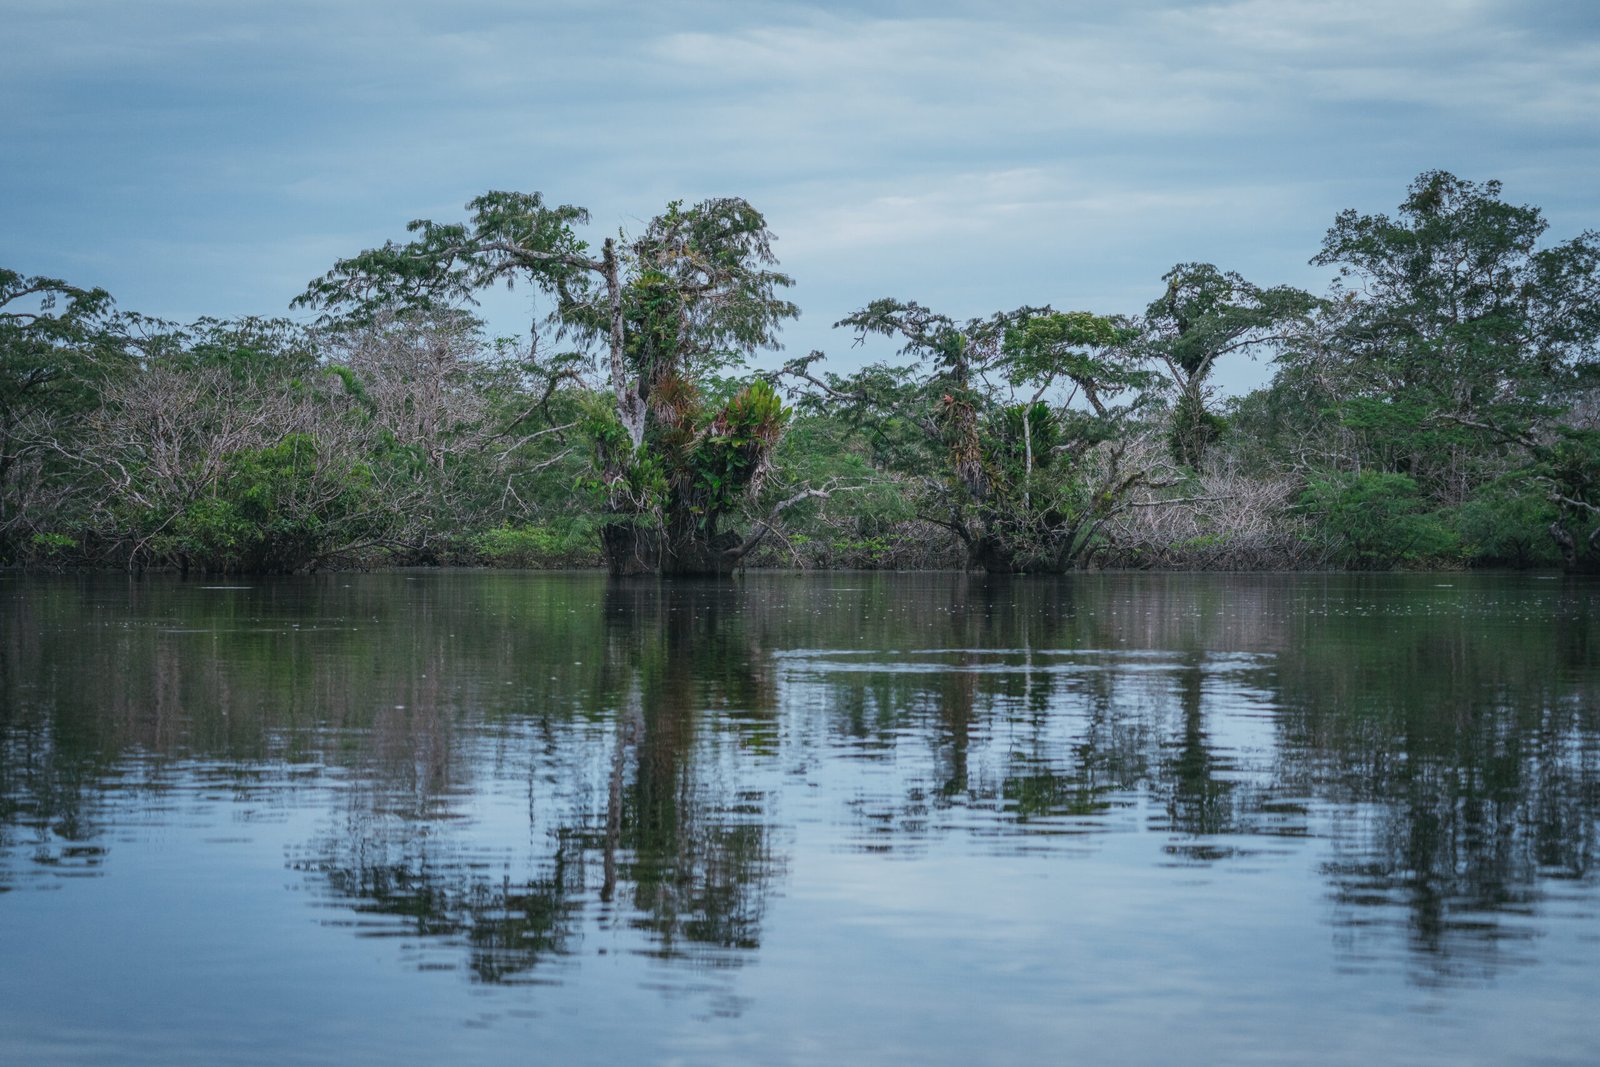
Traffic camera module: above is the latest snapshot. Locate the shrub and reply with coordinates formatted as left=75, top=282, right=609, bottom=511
left=1300, top=471, right=1458, bottom=569
left=472, top=523, right=601, bottom=568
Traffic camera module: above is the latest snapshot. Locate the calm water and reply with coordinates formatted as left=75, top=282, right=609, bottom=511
left=2, top=571, right=1597, bottom=1064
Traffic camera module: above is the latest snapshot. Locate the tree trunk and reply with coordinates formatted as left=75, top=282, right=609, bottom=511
left=660, top=507, right=740, bottom=576
left=968, top=534, right=1017, bottom=574
left=601, top=238, right=645, bottom=451
left=601, top=522, right=658, bottom=576
left=1550, top=519, right=1600, bottom=573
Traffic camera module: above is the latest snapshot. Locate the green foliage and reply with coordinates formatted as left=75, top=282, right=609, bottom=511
left=295, top=192, right=594, bottom=325
left=989, top=402, right=1059, bottom=472
left=576, top=390, right=635, bottom=480
left=691, top=379, right=789, bottom=511
left=758, top=411, right=926, bottom=567
left=1543, top=428, right=1600, bottom=507
left=297, top=194, right=800, bottom=574
left=1536, top=428, right=1600, bottom=571
left=1133, top=263, right=1317, bottom=468
left=164, top=434, right=383, bottom=574
left=324, top=365, right=374, bottom=412
left=0, top=268, right=123, bottom=560
left=1168, top=391, right=1229, bottom=469
left=1225, top=171, right=1600, bottom=572
left=175, top=317, right=320, bottom=379
left=472, top=523, right=601, bottom=568
left=1002, top=311, right=1139, bottom=393
left=619, top=198, right=798, bottom=380
left=1449, top=484, right=1558, bottom=568
left=7, top=170, right=1600, bottom=575
left=1144, top=263, right=1319, bottom=378
left=801, top=301, right=1155, bottom=571
left=1300, top=472, right=1458, bottom=569
left=30, top=531, right=76, bottom=553
left=1303, top=171, right=1600, bottom=495
left=16, top=530, right=80, bottom=569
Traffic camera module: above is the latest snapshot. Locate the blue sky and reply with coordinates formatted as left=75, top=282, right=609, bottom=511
left=6, top=0, right=1598, bottom=390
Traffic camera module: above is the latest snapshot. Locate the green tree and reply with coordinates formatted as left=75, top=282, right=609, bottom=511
left=165, top=432, right=386, bottom=574
left=1535, top=428, right=1600, bottom=572
left=1305, top=171, right=1600, bottom=499
left=785, top=300, right=1160, bottom=571
left=1136, top=263, right=1318, bottom=468
left=0, top=269, right=118, bottom=561
left=296, top=193, right=799, bottom=575
left=1300, top=471, right=1457, bottom=569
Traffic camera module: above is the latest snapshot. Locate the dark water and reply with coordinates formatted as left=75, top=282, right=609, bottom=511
left=2, top=572, right=1597, bottom=1064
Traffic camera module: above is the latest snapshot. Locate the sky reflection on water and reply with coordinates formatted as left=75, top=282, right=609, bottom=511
left=2, top=572, right=1597, bottom=1064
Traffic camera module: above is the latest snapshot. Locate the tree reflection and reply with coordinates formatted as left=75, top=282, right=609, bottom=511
left=3, top=572, right=1599, bottom=991
left=293, top=578, right=782, bottom=983
left=1151, top=653, right=1242, bottom=859
left=780, top=573, right=1600, bottom=984
left=1269, top=588, right=1600, bottom=980
left=594, top=581, right=780, bottom=958
left=295, top=830, right=586, bottom=984
left=0, top=590, right=114, bottom=887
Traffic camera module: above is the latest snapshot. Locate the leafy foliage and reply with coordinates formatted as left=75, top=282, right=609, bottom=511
left=1537, top=428, right=1600, bottom=571
left=1134, top=262, right=1317, bottom=467
left=1300, top=472, right=1457, bottom=569
left=5, top=169, right=1599, bottom=575
left=1300, top=171, right=1600, bottom=499
left=784, top=301, right=1160, bottom=571
left=298, top=193, right=799, bottom=575
left=0, top=269, right=121, bottom=560
left=163, top=433, right=383, bottom=574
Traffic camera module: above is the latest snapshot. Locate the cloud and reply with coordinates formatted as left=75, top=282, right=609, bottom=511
left=2, top=0, right=1596, bottom=393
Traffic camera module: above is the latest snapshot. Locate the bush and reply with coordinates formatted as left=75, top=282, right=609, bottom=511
left=1450, top=485, right=1559, bottom=568
left=160, top=433, right=385, bottom=573
left=471, top=523, right=601, bottom=568
left=1300, top=471, right=1458, bottom=569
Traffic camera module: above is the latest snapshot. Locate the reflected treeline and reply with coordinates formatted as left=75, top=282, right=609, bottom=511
left=1, top=572, right=619, bottom=890
left=289, top=580, right=787, bottom=983
left=790, top=575, right=1296, bottom=850
left=292, top=824, right=587, bottom=985
left=0, top=574, right=787, bottom=982
left=593, top=582, right=780, bottom=957
left=1268, top=578, right=1600, bottom=981
left=3, top=572, right=1599, bottom=988
left=763, top=573, right=1600, bottom=981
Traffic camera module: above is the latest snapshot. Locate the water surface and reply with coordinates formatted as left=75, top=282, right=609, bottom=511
left=2, top=572, right=1597, bottom=1064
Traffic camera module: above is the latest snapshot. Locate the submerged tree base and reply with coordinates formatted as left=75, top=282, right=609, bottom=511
left=600, top=524, right=658, bottom=577
left=599, top=521, right=749, bottom=577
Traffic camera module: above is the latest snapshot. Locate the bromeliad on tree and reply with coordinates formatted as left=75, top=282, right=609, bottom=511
left=296, top=193, right=803, bottom=575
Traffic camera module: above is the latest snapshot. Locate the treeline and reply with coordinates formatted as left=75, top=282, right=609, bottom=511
left=2, top=171, right=1597, bottom=575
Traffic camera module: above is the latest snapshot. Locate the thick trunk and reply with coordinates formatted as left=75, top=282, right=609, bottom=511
left=968, top=534, right=1017, bottom=574
left=660, top=508, right=740, bottom=576
left=601, top=522, right=658, bottom=576
left=601, top=512, right=746, bottom=577
left=1550, top=520, right=1600, bottom=574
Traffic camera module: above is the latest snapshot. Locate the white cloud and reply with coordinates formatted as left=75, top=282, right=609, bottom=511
left=2, top=0, right=1596, bottom=393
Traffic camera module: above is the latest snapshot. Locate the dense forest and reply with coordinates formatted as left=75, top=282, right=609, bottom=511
left=2, top=171, right=1597, bottom=575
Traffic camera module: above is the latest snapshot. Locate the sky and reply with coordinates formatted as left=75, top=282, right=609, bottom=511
left=6, top=0, right=1599, bottom=392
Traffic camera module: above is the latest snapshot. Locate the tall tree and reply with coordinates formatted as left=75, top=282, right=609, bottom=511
left=1277, top=171, right=1600, bottom=568
left=296, top=193, right=799, bottom=575
left=785, top=300, right=1160, bottom=571
left=0, top=269, right=117, bottom=561
left=1306, top=171, right=1600, bottom=498
left=1136, top=263, right=1317, bottom=468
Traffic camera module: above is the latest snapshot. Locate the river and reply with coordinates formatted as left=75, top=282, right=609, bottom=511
left=2, top=572, right=1597, bottom=1064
